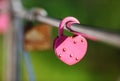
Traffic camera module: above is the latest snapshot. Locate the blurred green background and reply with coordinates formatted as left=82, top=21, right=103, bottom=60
left=1, top=0, right=120, bottom=81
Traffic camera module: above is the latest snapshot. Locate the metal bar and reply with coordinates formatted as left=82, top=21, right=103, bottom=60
left=37, top=16, right=120, bottom=48
left=11, top=0, right=120, bottom=48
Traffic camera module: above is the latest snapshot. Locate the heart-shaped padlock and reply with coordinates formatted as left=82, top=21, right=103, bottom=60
left=53, top=17, right=87, bottom=65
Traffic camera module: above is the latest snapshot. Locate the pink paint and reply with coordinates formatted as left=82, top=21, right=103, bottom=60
left=53, top=17, right=88, bottom=65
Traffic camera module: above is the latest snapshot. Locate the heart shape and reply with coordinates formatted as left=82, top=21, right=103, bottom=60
left=54, top=35, right=87, bottom=65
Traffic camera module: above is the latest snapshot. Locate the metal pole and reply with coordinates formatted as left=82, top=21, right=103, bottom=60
left=2, top=0, right=18, bottom=81
left=3, top=24, right=17, bottom=81
left=10, top=0, right=36, bottom=81
left=3, top=0, right=24, bottom=81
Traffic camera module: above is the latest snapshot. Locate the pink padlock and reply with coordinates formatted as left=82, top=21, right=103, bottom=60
left=53, top=17, right=88, bottom=65
left=0, top=0, right=10, bottom=33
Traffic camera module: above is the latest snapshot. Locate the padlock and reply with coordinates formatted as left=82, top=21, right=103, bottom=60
left=0, top=0, right=10, bottom=33
left=24, top=23, right=52, bottom=51
left=53, top=17, right=87, bottom=65
left=0, top=14, right=10, bottom=33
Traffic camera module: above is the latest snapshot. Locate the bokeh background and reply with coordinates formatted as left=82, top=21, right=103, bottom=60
left=0, top=0, right=120, bottom=81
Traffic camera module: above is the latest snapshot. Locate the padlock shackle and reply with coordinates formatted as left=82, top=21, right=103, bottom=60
left=58, top=17, right=96, bottom=41
left=58, top=17, right=80, bottom=37
left=66, top=21, right=96, bottom=40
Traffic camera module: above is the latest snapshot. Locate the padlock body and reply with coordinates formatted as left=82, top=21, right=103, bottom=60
left=0, top=13, right=10, bottom=33
left=53, top=35, right=87, bottom=65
